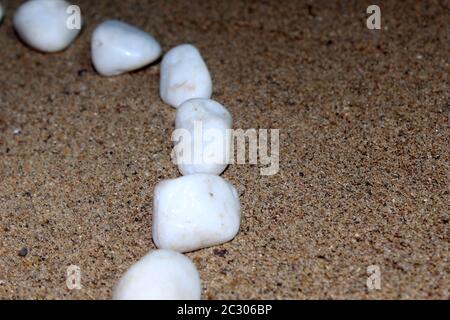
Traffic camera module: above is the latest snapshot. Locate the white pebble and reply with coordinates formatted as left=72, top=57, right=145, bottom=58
left=153, top=174, right=241, bottom=253
left=13, top=0, right=82, bottom=52
left=160, top=44, right=212, bottom=108
left=174, top=98, right=232, bottom=176
left=0, top=3, right=4, bottom=23
left=91, top=20, right=162, bottom=76
left=112, top=249, right=201, bottom=300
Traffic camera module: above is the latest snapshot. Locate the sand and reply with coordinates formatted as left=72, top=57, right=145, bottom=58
left=0, top=0, right=448, bottom=299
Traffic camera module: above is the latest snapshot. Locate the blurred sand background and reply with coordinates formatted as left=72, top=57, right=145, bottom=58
left=0, top=0, right=448, bottom=299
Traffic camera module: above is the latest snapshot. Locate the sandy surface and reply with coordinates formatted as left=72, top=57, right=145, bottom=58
left=0, top=0, right=448, bottom=299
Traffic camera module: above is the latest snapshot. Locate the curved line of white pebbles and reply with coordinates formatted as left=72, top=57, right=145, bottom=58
left=4, top=0, right=242, bottom=300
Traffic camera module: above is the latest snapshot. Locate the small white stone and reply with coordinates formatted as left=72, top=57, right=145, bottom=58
left=153, top=174, right=241, bottom=253
left=160, top=44, right=212, bottom=108
left=13, top=0, right=82, bottom=52
left=91, top=20, right=162, bottom=77
left=112, top=249, right=201, bottom=300
left=0, top=3, right=4, bottom=23
left=174, top=98, right=232, bottom=176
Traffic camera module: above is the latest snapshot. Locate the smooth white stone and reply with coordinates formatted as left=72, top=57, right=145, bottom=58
left=112, top=249, right=201, bottom=300
left=153, top=174, right=241, bottom=253
left=0, top=3, right=4, bottom=23
left=174, top=98, right=232, bottom=176
left=160, top=44, right=212, bottom=108
left=91, top=20, right=162, bottom=76
left=13, top=0, right=82, bottom=52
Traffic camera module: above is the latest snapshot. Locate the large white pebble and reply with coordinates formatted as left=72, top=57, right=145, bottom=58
left=91, top=20, right=162, bottom=76
left=13, top=0, right=82, bottom=52
left=174, top=98, right=232, bottom=176
left=160, top=44, right=212, bottom=108
left=153, top=174, right=241, bottom=253
left=112, top=249, right=201, bottom=300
